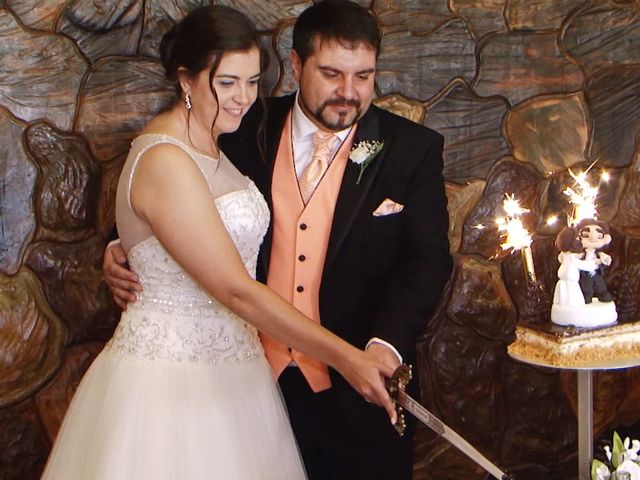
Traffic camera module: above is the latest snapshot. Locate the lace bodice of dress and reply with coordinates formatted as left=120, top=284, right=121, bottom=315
left=107, top=135, right=270, bottom=365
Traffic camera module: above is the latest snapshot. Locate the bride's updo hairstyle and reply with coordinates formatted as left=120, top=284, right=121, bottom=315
left=159, top=5, right=268, bottom=130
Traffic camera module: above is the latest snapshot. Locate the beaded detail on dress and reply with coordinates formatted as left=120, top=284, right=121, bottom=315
left=106, top=183, right=270, bottom=365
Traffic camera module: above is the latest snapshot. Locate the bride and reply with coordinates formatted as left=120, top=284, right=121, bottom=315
left=41, top=6, right=394, bottom=479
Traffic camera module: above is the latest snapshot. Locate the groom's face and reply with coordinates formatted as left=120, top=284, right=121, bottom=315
left=579, top=224, right=610, bottom=250
left=291, top=37, right=376, bottom=132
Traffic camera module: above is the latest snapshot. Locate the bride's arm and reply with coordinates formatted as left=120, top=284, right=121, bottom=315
left=130, top=144, right=396, bottom=420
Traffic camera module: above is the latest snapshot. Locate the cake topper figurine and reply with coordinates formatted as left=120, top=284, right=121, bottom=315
left=552, top=226, right=589, bottom=309
left=550, top=167, right=617, bottom=327
left=576, top=218, right=614, bottom=304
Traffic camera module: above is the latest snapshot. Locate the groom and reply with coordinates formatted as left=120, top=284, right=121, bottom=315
left=104, top=1, right=452, bottom=478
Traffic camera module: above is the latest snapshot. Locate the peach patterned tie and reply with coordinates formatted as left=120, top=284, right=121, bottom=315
left=299, top=130, right=336, bottom=204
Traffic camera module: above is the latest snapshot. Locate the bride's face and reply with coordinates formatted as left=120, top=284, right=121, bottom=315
left=186, top=48, right=261, bottom=138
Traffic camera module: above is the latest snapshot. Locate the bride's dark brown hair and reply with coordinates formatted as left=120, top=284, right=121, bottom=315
left=159, top=6, right=269, bottom=154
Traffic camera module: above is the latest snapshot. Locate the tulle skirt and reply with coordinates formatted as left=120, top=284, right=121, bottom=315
left=41, top=347, right=306, bottom=479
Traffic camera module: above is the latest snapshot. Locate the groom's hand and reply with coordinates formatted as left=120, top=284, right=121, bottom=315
left=103, top=243, right=142, bottom=310
left=366, top=343, right=401, bottom=373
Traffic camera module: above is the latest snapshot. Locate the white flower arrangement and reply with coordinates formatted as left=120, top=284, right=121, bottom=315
left=349, top=140, right=384, bottom=185
left=592, top=431, right=640, bottom=480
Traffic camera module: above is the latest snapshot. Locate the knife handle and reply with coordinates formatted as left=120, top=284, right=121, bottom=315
left=386, top=364, right=412, bottom=436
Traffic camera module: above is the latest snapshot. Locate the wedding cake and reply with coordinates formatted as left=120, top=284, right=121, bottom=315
left=508, top=321, right=640, bottom=367
left=508, top=219, right=629, bottom=367
left=502, top=170, right=639, bottom=367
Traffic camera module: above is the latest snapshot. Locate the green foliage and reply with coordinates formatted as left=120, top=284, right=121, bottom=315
left=613, top=431, right=626, bottom=469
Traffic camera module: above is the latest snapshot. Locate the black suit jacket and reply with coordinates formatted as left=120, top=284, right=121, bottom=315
left=222, top=94, right=452, bottom=365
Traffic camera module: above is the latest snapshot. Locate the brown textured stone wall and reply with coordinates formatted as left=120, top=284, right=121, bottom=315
left=1, top=1, right=639, bottom=479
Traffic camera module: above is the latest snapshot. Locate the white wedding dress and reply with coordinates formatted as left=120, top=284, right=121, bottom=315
left=41, top=134, right=307, bottom=479
left=553, top=251, right=587, bottom=307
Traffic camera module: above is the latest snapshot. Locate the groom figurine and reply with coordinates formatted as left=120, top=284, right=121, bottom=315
left=576, top=218, right=613, bottom=304
left=104, top=1, right=452, bottom=478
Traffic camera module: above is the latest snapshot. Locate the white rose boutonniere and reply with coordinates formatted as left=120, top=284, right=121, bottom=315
left=349, top=140, right=384, bottom=185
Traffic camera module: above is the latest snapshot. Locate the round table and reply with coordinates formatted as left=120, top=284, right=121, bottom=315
left=508, top=352, right=640, bottom=480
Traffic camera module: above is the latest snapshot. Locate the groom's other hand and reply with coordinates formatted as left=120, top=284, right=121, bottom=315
left=103, top=243, right=141, bottom=310
left=366, top=343, right=401, bottom=373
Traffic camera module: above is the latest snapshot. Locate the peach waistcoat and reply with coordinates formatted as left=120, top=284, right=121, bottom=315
left=261, top=112, right=357, bottom=392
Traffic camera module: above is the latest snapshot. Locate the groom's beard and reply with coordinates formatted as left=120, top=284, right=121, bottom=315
left=312, top=97, right=362, bottom=131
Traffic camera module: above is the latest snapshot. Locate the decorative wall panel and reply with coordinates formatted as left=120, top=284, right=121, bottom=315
left=377, top=20, right=476, bottom=100
left=476, top=31, right=585, bottom=106
left=0, top=11, right=87, bottom=131
left=562, top=1, right=640, bottom=75
left=76, top=58, right=174, bottom=162
left=424, top=80, right=510, bottom=183
left=140, top=0, right=211, bottom=57
left=586, top=66, right=640, bottom=169
left=0, top=108, right=36, bottom=275
left=0, top=270, right=67, bottom=407
left=506, top=0, right=585, bottom=31
left=375, top=0, right=453, bottom=35
left=58, top=0, right=143, bottom=62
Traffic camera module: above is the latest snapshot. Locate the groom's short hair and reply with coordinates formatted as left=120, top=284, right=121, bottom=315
left=577, top=218, right=610, bottom=235
left=292, top=0, right=381, bottom=64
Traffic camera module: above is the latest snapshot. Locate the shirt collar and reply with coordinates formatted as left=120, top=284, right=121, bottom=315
left=291, top=91, right=351, bottom=144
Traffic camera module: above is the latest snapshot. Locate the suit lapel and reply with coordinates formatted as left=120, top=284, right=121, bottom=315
left=325, top=106, right=389, bottom=272
left=265, top=95, right=295, bottom=171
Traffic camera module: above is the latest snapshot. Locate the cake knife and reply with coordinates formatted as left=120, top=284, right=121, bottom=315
left=387, top=364, right=515, bottom=480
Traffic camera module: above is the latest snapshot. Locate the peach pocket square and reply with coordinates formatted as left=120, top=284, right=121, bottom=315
left=373, top=198, right=404, bottom=217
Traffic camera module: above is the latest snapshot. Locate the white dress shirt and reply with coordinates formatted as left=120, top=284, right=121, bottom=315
left=291, top=92, right=351, bottom=178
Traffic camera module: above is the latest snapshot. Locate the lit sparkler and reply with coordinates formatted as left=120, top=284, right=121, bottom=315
left=497, top=193, right=536, bottom=283
left=563, top=165, right=609, bottom=226
left=546, top=215, right=559, bottom=226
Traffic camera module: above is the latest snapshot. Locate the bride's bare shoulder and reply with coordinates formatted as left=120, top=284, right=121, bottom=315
left=140, top=110, right=181, bottom=136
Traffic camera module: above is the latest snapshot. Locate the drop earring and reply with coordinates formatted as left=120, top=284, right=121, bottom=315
left=185, top=93, right=192, bottom=110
